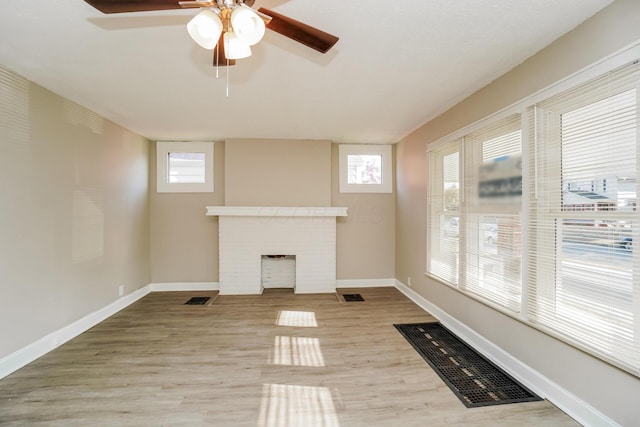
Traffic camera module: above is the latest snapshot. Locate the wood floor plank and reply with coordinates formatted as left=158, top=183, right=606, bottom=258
left=0, top=287, right=578, bottom=426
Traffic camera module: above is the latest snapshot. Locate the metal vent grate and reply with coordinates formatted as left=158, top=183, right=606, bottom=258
left=185, top=297, right=210, bottom=305
left=394, top=322, right=541, bottom=408
left=342, top=293, right=365, bottom=302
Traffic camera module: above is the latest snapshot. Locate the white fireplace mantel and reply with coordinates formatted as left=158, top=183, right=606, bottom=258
left=207, top=206, right=348, bottom=295
left=206, top=206, right=348, bottom=217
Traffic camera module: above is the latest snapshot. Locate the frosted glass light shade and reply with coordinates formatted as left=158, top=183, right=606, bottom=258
left=224, top=31, right=252, bottom=59
left=187, top=10, right=223, bottom=50
left=230, top=7, right=265, bottom=46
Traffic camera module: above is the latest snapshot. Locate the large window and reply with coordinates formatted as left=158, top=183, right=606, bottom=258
left=462, top=116, right=522, bottom=312
left=427, top=58, right=640, bottom=376
left=526, top=61, right=639, bottom=373
left=428, top=116, right=522, bottom=312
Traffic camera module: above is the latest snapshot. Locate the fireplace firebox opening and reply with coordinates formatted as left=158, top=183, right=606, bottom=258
left=261, top=255, right=296, bottom=290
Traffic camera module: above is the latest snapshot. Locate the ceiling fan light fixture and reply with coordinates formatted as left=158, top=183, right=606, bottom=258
left=224, top=31, right=252, bottom=59
left=230, top=6, right=265, bottom=46
left=187, top=9, right=223, bottom=50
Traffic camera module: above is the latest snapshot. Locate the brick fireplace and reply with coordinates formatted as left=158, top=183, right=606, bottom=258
left=206, top=207, right=348, bottom=294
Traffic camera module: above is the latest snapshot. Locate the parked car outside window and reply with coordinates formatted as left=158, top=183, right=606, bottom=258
left=619, top=236, right=632, bottom=251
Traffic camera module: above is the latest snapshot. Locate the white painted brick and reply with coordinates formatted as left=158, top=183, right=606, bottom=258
left=218, top=216, right=337, bottom=294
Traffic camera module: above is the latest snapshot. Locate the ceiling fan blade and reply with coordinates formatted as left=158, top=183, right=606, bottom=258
left=178, top=1, right=215, bottom=8
left=257, top=7, right=338, bottom=54
left=85, top=0, right=256, bottom=13
left=84, top=0, right=185, bottom=14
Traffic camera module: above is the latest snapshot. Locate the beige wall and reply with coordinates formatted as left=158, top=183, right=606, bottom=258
left=150, top=139, right=395, bottom=283
left=332, top=143, right=395, bottom=280
left=0, top=67, right=150, bottom=359
left=225, top=139, right=331, bottom=207
left=395, top=1, right=640, bottom=425
left=149, top=141, right=224, bottom=283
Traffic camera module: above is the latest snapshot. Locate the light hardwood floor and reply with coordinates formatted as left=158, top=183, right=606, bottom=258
left=0, top=287, right=579, bottom=426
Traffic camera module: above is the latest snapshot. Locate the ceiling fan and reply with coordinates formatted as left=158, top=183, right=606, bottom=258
left=84, top=0, right=339, bottom=67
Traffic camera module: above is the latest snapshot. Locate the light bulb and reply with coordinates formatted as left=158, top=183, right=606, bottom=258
left=230, top=7, right=265, bottom=46
left=224, top=31, right=252, bottom=59
left=187, top=10, right=223, bottom=50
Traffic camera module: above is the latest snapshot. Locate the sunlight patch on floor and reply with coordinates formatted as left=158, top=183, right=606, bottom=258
left=276, top=310, right=318, bottom=327
left=258, top=383, right=340, bottom=427
left=270, top=336, right=325, bottom=367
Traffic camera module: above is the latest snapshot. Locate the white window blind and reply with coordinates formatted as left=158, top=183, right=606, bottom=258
left=427, top=143, right=460, bottom=285
left=427, top=115, right=523, bottom=313
left=462, top=115, right=522, bottom=312
left=0, top=65, right=29, bottom=145
left=526, top=60, right=640, bottom=374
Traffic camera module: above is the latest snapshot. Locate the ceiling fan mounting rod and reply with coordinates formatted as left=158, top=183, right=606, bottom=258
left=189, top=1, right=266, bottom=24
left=177, top=0, right=253, bottom=12
left=216, top=0, right=248, bottom=11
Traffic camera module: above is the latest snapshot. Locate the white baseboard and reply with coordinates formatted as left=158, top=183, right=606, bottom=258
left=336, top=278, right=396, bottom=288
left=0, top=285, right=151, bottom=380
left=0, top=282, right=221, bottom=380
left=393, top=280, right=619, bottom=427
left=149, top=282, right=219, bottom=292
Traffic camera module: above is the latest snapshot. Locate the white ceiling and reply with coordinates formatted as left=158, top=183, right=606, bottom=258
left=0, top=0, right=614, bottom=143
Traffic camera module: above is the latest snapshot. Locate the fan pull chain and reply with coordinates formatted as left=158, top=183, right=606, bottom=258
left=215, top=45, right=220, bottom=79
left=226, top=57, right=230, bottom=97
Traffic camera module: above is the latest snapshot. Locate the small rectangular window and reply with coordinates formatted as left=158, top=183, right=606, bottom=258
left=168, top=152, right=206, bottom=184
left=339, top=145, right=392, bottom=193
left=156, top=141, right=214, bottom=193
left=347, top=154, right=382, bottom=184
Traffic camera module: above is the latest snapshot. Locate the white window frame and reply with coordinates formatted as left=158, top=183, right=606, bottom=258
left=426, top=115, right=523, bottom=313
left=339, top=144, right=393, bottom=193
left=156, top=141, right=214, bottom=193
left=426, top=143, right=461, bottom=286
left=424, top=42, right=640, bottom=377
left=525, top=66, right=640, bottom=375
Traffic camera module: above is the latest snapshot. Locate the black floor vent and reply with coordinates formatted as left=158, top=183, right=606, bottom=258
left=185, top=297, right=210, bottom=305
left=394, top=322, right=542, bottom=408
left=342, top=293, right=365, bottom=302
